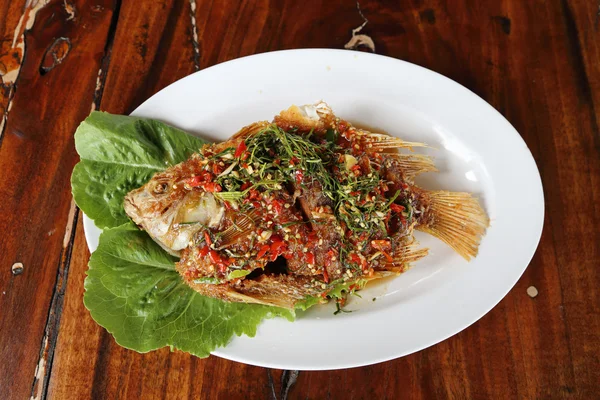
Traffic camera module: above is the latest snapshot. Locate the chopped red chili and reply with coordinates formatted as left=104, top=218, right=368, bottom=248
left=247, top=189, right=260, bottom=200
left=198, top=246, right=209, bottom=257
left=270, top=240, right=287, bottom=261
left=204, top=231, right=212, bottom=246
left=234, top=140, right=247, bottom=158
left=256, top=245, right=270, bottom=259
left=295, top=170, right=304, bottom=184
left=390, top=203, right=405, bottom=213
left=186, top=171, right=212, bottom=187
left=350, top=253, right=367, bottom=269
left=240, top=182, right=252, bottom=191
left=186, top=176, right=202, bottom=187
left=202, top=182, right=222, bottom=192
left=214, top=163, right=226, bottom=175
left=208, top=250, right=225, bottom=267
left=271, top=199, right=283, bottom=214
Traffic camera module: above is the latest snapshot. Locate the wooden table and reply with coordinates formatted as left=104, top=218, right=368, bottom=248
left=1, top=1, right=598, bottom=399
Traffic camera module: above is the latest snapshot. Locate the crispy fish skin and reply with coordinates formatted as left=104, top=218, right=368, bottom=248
left=124, top=102, right=489, bottom=309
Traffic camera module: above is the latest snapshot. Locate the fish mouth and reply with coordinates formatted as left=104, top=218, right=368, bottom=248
left=123, top=188, right=144, bottom=226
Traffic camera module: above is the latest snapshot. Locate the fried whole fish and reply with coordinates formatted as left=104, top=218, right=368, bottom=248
left=124, top=103, right=489, bottom=309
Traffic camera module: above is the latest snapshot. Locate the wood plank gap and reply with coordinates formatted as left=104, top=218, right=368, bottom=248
left=29, top=202, right=79, bottom=400
left=267, top=369, right=278, bottom=400
left=280, top=370, right=299, bottom=400
left=559, top=0, right=600, bottom=158
left=91, top=0, right=124, bottom=112
left=189, top=0, right=200, bottom=71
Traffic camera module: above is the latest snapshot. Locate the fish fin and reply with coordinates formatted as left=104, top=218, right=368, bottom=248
left=231, top=121, right=270, bottom=140
left=218, top=209, right=261, bottom=246
left=186, top=280, right=283, bottom=307
left=388, top=153, right=437, bottom=179
left=226, top=291, right=284, bottom=307
left=357, top=131, right=428, bottom=151
left=213, top=122, right=270, bottom=153
left=388, top=237, right=429, bottom=272
left=237, top=274, right=320, bottom=309
left=417, top=191, right=489, bottom=260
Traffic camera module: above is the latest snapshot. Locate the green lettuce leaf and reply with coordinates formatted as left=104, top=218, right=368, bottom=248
left=71, top=112, right=310, bottom=357
left=71, top=112, right=207, bottom=229
left=294, top=295, right=324, bottom=311
left=84, top=223, right=294, bottom=357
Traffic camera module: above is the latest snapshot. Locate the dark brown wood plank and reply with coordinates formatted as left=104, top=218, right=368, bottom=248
left=41, top=0, right=600, bottom=399
left=194, top=0, right=366, bottom=67
left=0, top=1, right=117, bottom=399
left=98, top=0, right=198, bottom=115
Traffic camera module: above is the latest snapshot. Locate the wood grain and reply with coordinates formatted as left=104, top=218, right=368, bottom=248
left=0, top=0, right=598, bottom=399
left=0, top=1, right=116, bottom=399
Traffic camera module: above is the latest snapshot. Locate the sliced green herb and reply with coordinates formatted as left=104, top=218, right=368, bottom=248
left=227, top=270, right=251, bottom=280
left=193, top=277, right=222, bottom=285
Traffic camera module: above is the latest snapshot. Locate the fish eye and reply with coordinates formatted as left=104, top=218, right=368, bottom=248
left=153, top=182, right=168, bottom=194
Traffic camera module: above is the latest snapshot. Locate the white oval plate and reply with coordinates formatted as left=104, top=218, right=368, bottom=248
left=83, top=49, right=544, bottom=370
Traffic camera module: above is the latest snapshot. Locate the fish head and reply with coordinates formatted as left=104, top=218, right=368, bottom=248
left=124, top=165, right=224, bottom=256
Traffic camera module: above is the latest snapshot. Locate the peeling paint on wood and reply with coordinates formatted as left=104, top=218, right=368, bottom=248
left=30, top=335, right=48, bottom=400
left=0, top=0, right=52, bottom=137
left=62, top=200, right=77, bottom=250
left=90, top=68, right=103, bottom=112
left=63, top=0, right=76, bottom=21
left=189, top=0, right=200, bottom=71
left=344, top=0, right=375, bottom=52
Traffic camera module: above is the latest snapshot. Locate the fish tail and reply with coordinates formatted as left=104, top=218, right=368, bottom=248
left=388, top=153, right=437, bottom=179
left=417, top=191, right=489, bottom=260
